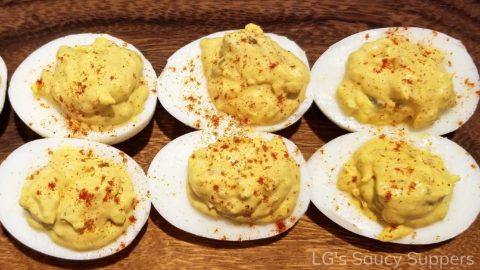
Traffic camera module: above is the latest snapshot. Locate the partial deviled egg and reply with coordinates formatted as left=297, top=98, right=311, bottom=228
left=148, top=130, right=311, bottom=240
left=311, top=27, right=479, bottom=135
left=0, top=138, right=150, bottom=260
left=8, top=33, right=157, bottom=144
left=0, top=55, right=7, bottom=113
left=157, top=24, right=313, bottom=132
left=307, top=131, right=480, bottom=244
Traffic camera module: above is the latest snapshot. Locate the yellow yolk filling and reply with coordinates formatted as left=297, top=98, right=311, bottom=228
left=337, top=35, right=455, bottom=129
left=19, top=147, right=137, bottom=250
left=187, top=136, right=300, bottom=224
left=201, top=23, right=310, bottom=125
left=33, top=37, right=149, bottom=133
left=338, top=138, right=458, bottom=241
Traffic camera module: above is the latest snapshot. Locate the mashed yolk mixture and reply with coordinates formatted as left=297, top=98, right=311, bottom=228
left=33, top=37, right=148, bottom=132
left=200, top=24, right=310, bottom=125
left=187, top=136, right=300, bottom=223
left=338, top=137, right=459, bottom=241
left=337, top=35, right=456, bottom=129
left=19, top=147, right=137, bottom=250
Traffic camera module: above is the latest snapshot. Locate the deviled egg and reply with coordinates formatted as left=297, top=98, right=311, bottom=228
left=0, top=55, right=7, bottom=113
left=307, top=131, right=480, bottom=244
left=148, top=130, right=311, bottom=240
left=311, top=27, right=479, bottom=135
left=0, top=138, right=150, bottom=259
left=157, top=24, right=313, bottom=132
left=8, top=33, right=157, bottom=144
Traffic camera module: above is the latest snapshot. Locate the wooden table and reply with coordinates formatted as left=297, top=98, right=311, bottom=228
left=0, top=1, right=479, bottom=269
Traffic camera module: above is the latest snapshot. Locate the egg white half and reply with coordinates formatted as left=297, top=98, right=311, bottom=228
left=0, top=55, right=7, bottom=113
left=307, top=131, right=480, bottom=244
left=8, top=33, right=157, bottom=144
left=0, top=138, right=151, bottom=260
left=148, top=130, right=311, bottom=240
left=311, top=27, right=479, bottom=135
left=157, top=30, right=314, bottom=132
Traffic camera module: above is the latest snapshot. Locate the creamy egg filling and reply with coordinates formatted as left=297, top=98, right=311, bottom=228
left=338, top=137, right=459, bottom=241
left=19, top=147, right=137, bottom=250
left=32, top=37, right=149, bottom=133
left=187, top=136, right=300, bottom=224
left=336, top=35, right=456, bottom=129
left=200, top=23, right=310, bottom=125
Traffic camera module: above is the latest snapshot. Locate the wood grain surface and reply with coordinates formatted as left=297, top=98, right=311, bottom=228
left=0, top=0, right=479, bottom=269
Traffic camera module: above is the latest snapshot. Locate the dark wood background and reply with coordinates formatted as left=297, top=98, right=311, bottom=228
left=0, top=0, right=479, bottom=269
